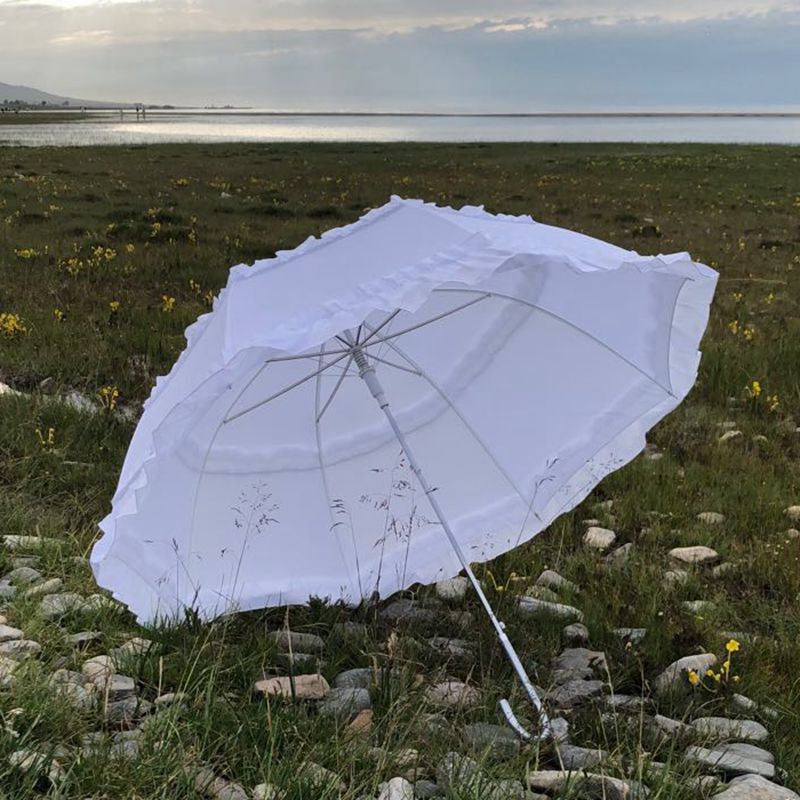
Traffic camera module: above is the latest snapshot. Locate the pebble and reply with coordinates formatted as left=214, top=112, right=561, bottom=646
left=0, top=655, right=20, bottom=687
left=268, top=630, right=324, bottom=654
left=381, top=599, right=437, bottom=625
left=517, top=597, right=583, bottom=622
left=654, top=652, right=717, bottom=696
left=682, top=600, right=716, bottom=615
left=684, top=744, right=775, bottom=779
left=428, top=637, right=474, bottom=660
left=527, top=771, right=649, bottom=799
left=714, top=774, right=800, bottom=799
left=252, top=784, right=281, bottom=800
left=784, top=505, right=800, bottom=522
left=613, top=628, right=647, bottom=645
left=104, top=696, right=152, bottom=727
left=69, top=630, right=103, bottom=647
left=318, top=687, right=372, bottom=721
left=5, top=566, right=42, bottom=585
left=649, top=714, right=693, bottom=737
left=697, top=511, right=725, bottom=525
left=299, top=761, right=346, bottom=791
left=669, top=545, right=719, bottom=564
left=253, top=673, right=330, bottom=701
left=462, top=722, right=521, bottom=761
left=3, top=535, right=59, bottom=550
left=691, top=717, right=769, bottom=742
left=546, top=679, right=605, bottom=709
left=604, top=542, right=634, bottom=567
left=109, top=637, right=154, bottom=663
left=549, top=716, right=570, bottom=743
left=583, top=527, right=617, bottom=551
left=24, top=577, right=63, bottom=598
left=0, top=624, right=23, bottom=642
left=731, top=693, right=779, bottom=720
left=663, top=569, right=690, bottom=587
left=347, top=708, right=374, bottom=736
left=0, top=581, right=17, bottom=601
left=719, top=430, right=743, bottom=443
left=435, top=576, right=469, bottom=602
left=9, top=748, right=65, bottom=783
left=536, top=570, right=578, bottom=594
left=378, top=777, right=415, bottom=800
left=558, top=744, right=608, bottom=770
left=562, top=622, right=590, bottom=647
left=40, top=592, right=85, bottom=620
left=82, top=654, right=116, bottom=684
left=436, top=752, right=480, bottom=792
left=424, top=680, right=481, bottom=709
left=552, top=648, right=608, bottom=682
left=0, top=639, right=42, bottom=659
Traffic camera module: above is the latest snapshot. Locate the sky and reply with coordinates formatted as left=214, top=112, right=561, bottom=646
left=1, top=0, right=799, bottom=111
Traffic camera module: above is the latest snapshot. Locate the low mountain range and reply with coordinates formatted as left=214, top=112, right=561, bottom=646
left=1, top=81, right=126, bottom=108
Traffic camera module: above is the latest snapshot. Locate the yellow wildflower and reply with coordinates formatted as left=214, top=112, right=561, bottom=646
left=53, top=309, right=64, bottom=323
left=687, top=670, right=700, bottom=686
left=98, top=385, right=119, bottom=411
left=726, top=639, right=741, bottom=653
left=161, top=295, right=176, bottom=313
left=0, top=312, right=27, bottom=338
left=125, top=243, right=135, bottom=254
left=109, top=301, right=120, bottom=314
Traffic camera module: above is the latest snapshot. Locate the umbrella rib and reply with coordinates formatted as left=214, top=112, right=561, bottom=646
left=316, top=352, right=355, bottom=423
left=433, top=287, right=677, bottom=397
left=360, top=320, right=531, bottom=510
left=223, top=350, right=352, bottom=424
left=365, top=353, right=421, bottom=376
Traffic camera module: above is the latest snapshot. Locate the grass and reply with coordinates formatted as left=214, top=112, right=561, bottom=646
left=0, top=142, right=799, bottom=798
left=0, top=113, right=90, bottom=126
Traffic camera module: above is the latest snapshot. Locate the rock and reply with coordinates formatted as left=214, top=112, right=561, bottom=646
left=485, top=779, right=528, bottom=799
left=536, top=570, right=578, bottom=594
left=549, top=716, right=570, bottom=743
left=254, top=673, right=330, bottom=700
left=299, top=761, right=345, bottom=791
left=428, top=637, right=474, bottom=660
left=525, top=585, right=561, bottom=603
left=424, top=680, right=481, bottom=709
left=697, top=511, right=725, bottom=525
left=0, top=581, right=17, bottom=601
left=604, top=542, right=634, bottom=567
left=0, top=655, right=20, bottom=687
left=3, top=535, right=59, bottom=550
left=0, top=639, right=42, bottom=659
left=252, top=784, right=281, bottom=800
left=24, top=577, right=63, bottom=598
left=559, top=744, right=608, bottom=770
left=650, top=714, right=692, bottom=737
left=5, top=566, right=42, bottom=585
left=731, top=694, right=779, bottom=720
left=268, top=630, right=324, bottom=654
left=436, top=752, right=480, bottom=792
left=784, top=506, right=800, bottom=522
left=104, top=696, right=151, bottom=726
left=562, top=623, right=590, bottom=647
left=378, top=777, right=415, bottom=800
left=81, top=593, right=122, bottom=613
left=462, top=722, right=521, bottom=761
left=546, top=679, right=604, bottom=709
left=40, top=592, right=85, bottom=620
left=669, top=545, right=720, bottom=565
left=413, top=779, right=440, bottom=798
left=663, top=569, right=690, bottom=587
left=713, top=562, right=737, bottom=578
left=605, top=694, right=649, bottom=713
left=714, top=774, right=800, bottom=799
left=381, top=599, right=437, bottom=624
left=613, top=628, right=647, bottom=645
left=786, top=529, right=800, bottom=540
left=583, top=527, right=617, bottom=551
left=318, top=687, right=371, bottom=721
left=333, top=667, right=375, bottom=689
left=518, top=597, right=583, bottom=622
left=332, top=621, right=368, bottom=639
left=275, top=652, right=318, bottom=672
left=527, top=771, right=649, bottom=798
left=719, top=430, right=743, bottom=443
left=347, top=708, right=374, bottom=736
left=49, top=670, right=94, bottom=710
left=9, top=748, right=65, bottom=783
left=101, top=674, right=136, bottom=701
left=684, top=744, right=775, bottom=778
left=83, top=655, right=116, bottom=684
left=109, top=637, right=153, bottom=663
left=0, top=624, right=23, bottom=642
left=682, top=600, right=716, bottom=615
left=551, top=648, right=608, bottom=683
left=435, top=576, right=469, bottom=602
left=654, top=652, right=717, bottom=696
left=69, top=630, right=103, bottom=648
left=691, top=717, right=769, bottom=742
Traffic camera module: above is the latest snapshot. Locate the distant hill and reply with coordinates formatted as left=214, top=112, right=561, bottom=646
left=0, top=81, right=127, bottom=108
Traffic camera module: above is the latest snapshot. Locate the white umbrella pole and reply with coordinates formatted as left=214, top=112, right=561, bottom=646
left=353, top=345, right=551, bottom=742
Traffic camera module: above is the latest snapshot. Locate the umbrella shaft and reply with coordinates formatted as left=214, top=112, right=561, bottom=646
left=356, top=356, right=550, bottom=738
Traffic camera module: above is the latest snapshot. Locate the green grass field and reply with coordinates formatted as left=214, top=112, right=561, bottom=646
left=0, top=142, right=799, bottom=798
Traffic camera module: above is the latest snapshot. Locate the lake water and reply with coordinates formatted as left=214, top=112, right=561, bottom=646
left=2, top=110, right=800, bottom=146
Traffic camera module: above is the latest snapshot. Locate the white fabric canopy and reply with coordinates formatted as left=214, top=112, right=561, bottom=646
left=92, top=196, right=717, bottom=624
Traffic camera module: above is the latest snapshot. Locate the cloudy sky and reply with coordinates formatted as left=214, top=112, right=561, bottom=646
left=1, top=0, right=799, bottom=110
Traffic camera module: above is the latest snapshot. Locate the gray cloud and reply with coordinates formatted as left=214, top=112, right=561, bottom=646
left=0, top=1, right=798, bottom=108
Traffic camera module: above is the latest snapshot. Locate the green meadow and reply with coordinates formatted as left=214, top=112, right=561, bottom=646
left=0, top=142, right=798, bottom=797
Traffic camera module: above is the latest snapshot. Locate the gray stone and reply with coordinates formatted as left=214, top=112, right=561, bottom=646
left=549, top=716, right=570, bottom=743
left=650, top=714, right=692, bottom=737
left=428, top=637, right=474, bottom=659
left=536, top=570, right=578, bottom=594
left=24, top=578, right=63, bottom=598
left=0, top=639, right=42, bottom=659
left=714, top=774, right=800, bottom=799
left=436, top=752, right=481, bottom=792
left=413, top=779, right=440, bottom=798
left=298, top=761, right=346, bottom=791
left=0, top=624, right=23, bottom=642
left=424, top=680, right=481, bottom=709
left=463, top=722, right=521, bottom=761
left=0, top=582, right=17, bottom=601
left=275, top=652, right=318, bottom=672
left=333, top=667, right=374, bottom=689
left=252, top=784, right=281, bottom=800
left=614, top=628, right=647, bottom=645
left=5, top=566, right=42, bottom=585
left=697, top=511, right=725, bottom=525
left=378, top=777, right=415, bottom=800
left=551, top=648, right=608, bottom=682
left=82, top=654, right=115, bottom=684
left=518, top=597, right=583, bottom=622
left=691, top=717, right=769, bottom=742
left=3, top=535, right=59, bottom=550
left=558, top=744, right=608, bottom=770
left=102, top=674, right=136, bottom=701
left=663, top=569, right=690, bottom=587
left=525, top=585, right=561, bottom=603
left=724, top=743, right=775, bottom=764
left=69, top=630, right=103, bottom=647
left=684, top=745, right=774, bottom=778
left=584, top=527, right=617, bottom=551
left=104, top=696, right=152, bottom=726
left=546, top=679, right=604, bottom=709
left=784, top=506, right=800, bottom=522
left=527, top=771, right=649, bottom=799
left=109, top=637, right=153, bottom=663
left=669, top=545, right=720, bottom=564
left=381, top=599, right=438, bottom=625
left=0, top=655, right=20, bottom=687
left=254, top=673, right=330, bottom=700
left=485, top=779, right=528, bottom=799
left=268, top=630, right=324, bottom=654
left=731, top=694, right=779, bottom=720
left=605, top=694, right=649, bottom=713
left=318, top=686, right=371, bottom=721
left=11, top=556, right=39, bottom=569
left=562, top=623, right=590, bottom=647
left=435, top=576, right=469, bottom=602
left=654, top=652, right=717, bottom=696
left=604, top=543, right=634, bottom=567
left=682, top=600, right=716, bottom=615
left=40, top=592, right=85, bottom=620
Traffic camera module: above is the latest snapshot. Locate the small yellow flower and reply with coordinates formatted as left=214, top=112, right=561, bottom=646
left=766, top=394, right=779, bottom=412
left=125, top=243, right=135, bottom=254
left=161, top=295, right=176, bottom=313
left=726, top=639, right=741, bottom=653
left=109, top=301, right=120, bottom=314
left=728, top=320, right=739, bottom=336
left=687, top=670, right=700, bottom=686
left=98, top=385, right=119, bottom=411
left=0, top=312, right=27, bottom=338
left=747, top=380, right=762, bottom=399
left=35, top=427, right=55, bottom=450
left=53, top=309, right=65, bottom=323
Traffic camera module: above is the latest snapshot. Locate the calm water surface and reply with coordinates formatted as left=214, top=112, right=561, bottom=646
left=2, top=111, right=800, bottom=146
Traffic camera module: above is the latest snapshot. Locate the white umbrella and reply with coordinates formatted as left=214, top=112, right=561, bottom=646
left=92, top=196, right=717, bottom=739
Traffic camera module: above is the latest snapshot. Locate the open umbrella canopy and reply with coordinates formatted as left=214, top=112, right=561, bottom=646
left=92, top=196, right=717, bottom=625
